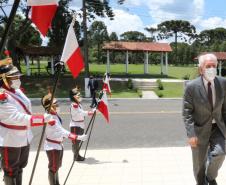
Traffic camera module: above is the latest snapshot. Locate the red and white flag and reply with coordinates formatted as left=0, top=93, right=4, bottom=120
left=102, top=73, right=111, bottom=95
left=97, top=91, right=109, bottom=123
left=27, top=0, right=58, bottom=36
left=60, top=17, right=84, bottom=78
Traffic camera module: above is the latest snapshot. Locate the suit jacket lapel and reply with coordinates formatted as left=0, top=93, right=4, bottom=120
left=198, top=76, right=212, bottom=109
left=214, top=77, right=222, bottom=109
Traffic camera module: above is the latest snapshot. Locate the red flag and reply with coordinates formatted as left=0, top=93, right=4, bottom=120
left=103, top=73, right=111, bottom=95
left=60, top=17, right=84, bottom=78
left=28, top=0, right=58, bottom=36
left=97, top=91, right=109, bottom=123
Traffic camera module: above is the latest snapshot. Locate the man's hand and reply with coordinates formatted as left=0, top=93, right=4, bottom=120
left=188, top=137, right=198, bottom=148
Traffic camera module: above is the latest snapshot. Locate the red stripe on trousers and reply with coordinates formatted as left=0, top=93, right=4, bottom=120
left=4, top=148, right=13, bottom=177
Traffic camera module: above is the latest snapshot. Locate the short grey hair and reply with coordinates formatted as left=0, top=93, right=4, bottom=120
left=198, top=53, right=218, bottom=67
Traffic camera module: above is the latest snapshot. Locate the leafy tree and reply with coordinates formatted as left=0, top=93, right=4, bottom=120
left=8, top=15, right=42, bottom=47
left=157, top=20, right=196, bottom=63
left=48, top=0, right=81, bottom=48
left=88, top=20, right=109, bottom=63
left=145, top=27, right=157, bottom=41
left=196, top=28, right=226, bottom=46
left=109, top=32, right=118, bottom=41
left=86, top=0, right=125, bottom=20
left=109, top=32, right=118, bottom=64
left=120, top=31, right=148, bottom=41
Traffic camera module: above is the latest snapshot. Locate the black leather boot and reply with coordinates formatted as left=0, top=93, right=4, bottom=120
left=16, top=171, right=22, bottom=185
left=4, top=176, right=16, bottom=185
left=56, top=172, right=60, bottom=185
left=75, top=154, right=85, bottom=161
left=48, top=171, right=57, bottom=185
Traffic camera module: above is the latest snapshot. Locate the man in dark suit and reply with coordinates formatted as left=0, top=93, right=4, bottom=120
left=183, top=53, right=226, bottom=185
left=88, top=75, right=98, bottom=108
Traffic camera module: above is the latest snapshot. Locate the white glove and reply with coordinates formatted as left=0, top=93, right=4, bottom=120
left=77, top=134, right=88, bottom=141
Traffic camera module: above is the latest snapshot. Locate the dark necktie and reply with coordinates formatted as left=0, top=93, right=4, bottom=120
left=208, top=82, right=213, bottom=109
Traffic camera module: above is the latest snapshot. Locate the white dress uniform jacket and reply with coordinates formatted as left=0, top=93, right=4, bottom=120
left=69, top=103, right=88, bottom=129
left=0, top=88, right=41, bottom=147
left=44, top=114, right=71, bottom=151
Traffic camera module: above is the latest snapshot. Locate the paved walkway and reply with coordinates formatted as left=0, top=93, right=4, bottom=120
left=142, top=91, right=159, bottom=99
left=1, top=147, right=226, bottom=185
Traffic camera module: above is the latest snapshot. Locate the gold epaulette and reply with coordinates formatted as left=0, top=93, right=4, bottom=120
left=0, top=58, right=12, bottom=67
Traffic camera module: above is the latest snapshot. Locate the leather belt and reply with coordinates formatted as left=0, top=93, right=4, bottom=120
left=0, top=122, right=27, bottom=130
left=46, top=138, right=62, bottom=144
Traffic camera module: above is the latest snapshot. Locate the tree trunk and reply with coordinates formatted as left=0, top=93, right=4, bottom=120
left=0, top=0, right=21, bottom=55
left=83, top=0, right=89, bottom=77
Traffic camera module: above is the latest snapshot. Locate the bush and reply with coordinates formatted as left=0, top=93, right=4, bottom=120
left=127, top=78, right=133, bottom=89
left=157, top=92, right=163, bottom=97
left=136, top=89, right=142, bottom=98
left=183, top=74, right=190, bottom=80
left=156, top=79, right=164, bottom=90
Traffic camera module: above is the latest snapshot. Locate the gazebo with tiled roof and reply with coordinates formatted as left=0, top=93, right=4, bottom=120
left=15, top=46, right=62, bottom=76
left=103, top=41, right=172, bottom=75
left=196, top=52, right=226, bottom=76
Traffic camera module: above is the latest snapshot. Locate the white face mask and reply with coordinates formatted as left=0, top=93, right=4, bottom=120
left=204, top=68, right=217, bottom=81
left=56, top=107, right=60, bottom=114
left=10, top=79, right=21, bottom=89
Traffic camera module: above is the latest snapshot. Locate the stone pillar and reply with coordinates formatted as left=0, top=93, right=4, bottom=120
left=161, top=52, right=164, bottom=75
left=51, top=56, right=54, bottom=75
left=126, top=50, right=129, bottom=74
left=219, top=60, right=222, bottom=76
left=85, top=78, right=91, bottom=98
left=107, top=50, right=110, bottom=73
left=25, top=55, right=30, bottom=76
left=165, top=52, right=168, bottom=76
left=144, top=51, right=149, bottom=74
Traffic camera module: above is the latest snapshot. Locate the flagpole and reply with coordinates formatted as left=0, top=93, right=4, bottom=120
left=29, top=14, right=78, bottom=185
left=29, top=63, right=63, bottom=185
left=83, top=112, right=96, bottom=158
left=0, top=0, right=21, bottom=55
left=63, top=90, right=105, bottom=185
left=63, top=111, right=97, bottom=185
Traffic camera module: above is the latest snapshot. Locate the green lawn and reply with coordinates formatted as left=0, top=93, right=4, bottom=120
left=89, top=64, right=198, bottom=79
left=154, top=82, right=184, bottom=98
left=20, top=62, right=198, bottom=80
left=19, top=63, right=191, bottom=98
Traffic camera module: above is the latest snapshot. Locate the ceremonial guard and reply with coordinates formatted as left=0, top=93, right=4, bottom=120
left=41, top=93, right=87, bottom=185
left=69, top=87, right=94, bottom=161
left=0, top=58, right=54, bottom=185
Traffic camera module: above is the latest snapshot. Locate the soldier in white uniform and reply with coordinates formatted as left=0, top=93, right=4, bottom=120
left=0, top=59, right=54, bottom=185
left=41, top=93, right=87, bottom=185
left=69, top=88, right=94, bottom=161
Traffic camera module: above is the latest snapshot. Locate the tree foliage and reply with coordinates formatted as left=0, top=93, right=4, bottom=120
left=157, top=20, right=196, bottom=63
left=48, top=0, right=80, bottom=48
left=109, top=32, right=118, bottom=41
left=120, top=31, right=149, bottom=41
left=89, top=20, right=109, bottom=63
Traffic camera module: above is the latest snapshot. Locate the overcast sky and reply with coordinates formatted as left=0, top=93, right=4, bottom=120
left=70, top=0, right=226, bottom=37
